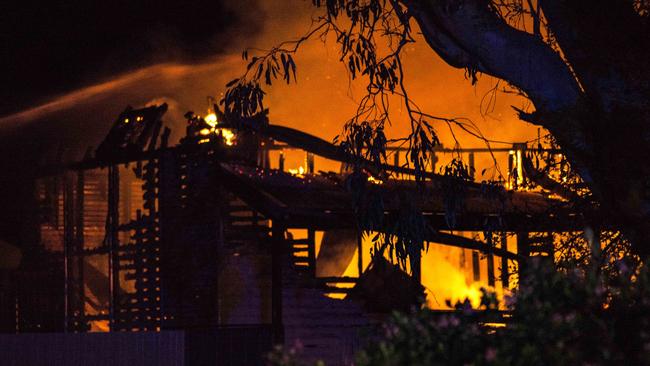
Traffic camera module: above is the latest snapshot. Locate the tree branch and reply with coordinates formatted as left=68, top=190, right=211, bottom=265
left=520, top=153, right=582, bottom=202
left=403, top=0, right=582, bottom=112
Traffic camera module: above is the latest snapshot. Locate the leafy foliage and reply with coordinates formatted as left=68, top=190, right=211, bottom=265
left=269, top=257, right=650, bottom=365
left=238, top=2, right=650, bottom=364
left=222, top=0, right=638, bottom=272
left=358, top=258, right=650, bottom=366
left=440, top=158, right=474, bottom=228
left=220, top=0, right=553, bottom=188
left=222, top=80, right=266, bottom=119
left=635, top=0, right=650, bottom=16
left=267, top=341, right=325, bottom=366
left=222, top=0, right=450, bottom=183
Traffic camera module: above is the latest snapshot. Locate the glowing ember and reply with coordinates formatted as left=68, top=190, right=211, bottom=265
left=288, top=166, right=306, bottom=177
left=507, top=149, right=524, bottom=189
left=189, top=111, right=236, bottom=146
left=205, top=113, right=218, bottom=127
left=220, top=129, right=236, bottom=146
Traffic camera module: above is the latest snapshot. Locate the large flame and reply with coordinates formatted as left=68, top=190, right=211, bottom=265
left=421, top=245, right=483, bottom=308
left=320, top=232, right=505, bottom=309
left=14, top=0, right=540, bottom=316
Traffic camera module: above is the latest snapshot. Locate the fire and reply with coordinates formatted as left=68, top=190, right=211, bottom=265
left=420, top=246, right=483, bottom=308
left=194, top=112, right=236, bottom=146
left=205, top=113, right=218, bottom=127
left=507, top=149, right=525, bottom=190
left=220, top=129, right=236, bottom=146
left=90, top=320, right=110, bottom=332
left=321, top=232, right=494, bottom=309
left=288, top=166, right=306, bottom=177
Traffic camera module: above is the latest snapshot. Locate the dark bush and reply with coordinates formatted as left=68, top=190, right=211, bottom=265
left=356, top=258, right=650, bottom=366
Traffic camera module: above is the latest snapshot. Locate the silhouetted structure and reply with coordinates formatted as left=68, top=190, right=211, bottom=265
left=0, top=104, right=582, bottom=365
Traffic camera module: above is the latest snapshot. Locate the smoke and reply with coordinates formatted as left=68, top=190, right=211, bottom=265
left=0, top=57, right=238, bottom=129
left=0, top=0, right=541, bottom=171
left=0, top=0, right=535, bottom=307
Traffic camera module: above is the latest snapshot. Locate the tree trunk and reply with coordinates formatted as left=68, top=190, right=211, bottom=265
left=402, top=0, right=650, bottom=256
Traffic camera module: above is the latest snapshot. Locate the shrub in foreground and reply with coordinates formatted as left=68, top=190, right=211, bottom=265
left=270, top=258, right=650, bottom=365
left=357, top=259, right=650, bottom=366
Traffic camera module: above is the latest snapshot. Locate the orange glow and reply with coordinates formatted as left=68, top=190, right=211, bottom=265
left=15, top=0, right=550, bottom=319
left=90, top=320, right=110, bottom=332
left=507, top=150, right=525, bottom=189
left=288, top=166, right=306, bottom=177
left=205, top=113, right=218, bottom=127
left=220, top=129, right=236, bottom=146
left=0, top=1, right=541, bottom=153
left=421, top=246, right=483, bottom=308
left=320, top=232, right=506, bottom=309
left=191, top=110, right=236, bottom=146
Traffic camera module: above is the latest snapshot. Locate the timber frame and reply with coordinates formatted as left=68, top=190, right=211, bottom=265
left=4, top=103, right=585, bottom=346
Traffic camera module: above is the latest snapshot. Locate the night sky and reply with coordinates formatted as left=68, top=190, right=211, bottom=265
left=0, top=0, right=267, bottom=243
left=0, top=0, right=262, bottom=116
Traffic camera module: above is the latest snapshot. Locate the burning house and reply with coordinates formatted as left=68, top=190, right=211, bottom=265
left=0, top=102, right=582, bottom=365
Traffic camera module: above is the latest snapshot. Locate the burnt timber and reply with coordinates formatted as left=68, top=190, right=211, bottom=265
left=0, top=104, right=584, bottom=365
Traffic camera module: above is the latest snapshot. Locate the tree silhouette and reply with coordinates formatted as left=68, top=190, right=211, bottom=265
left=223, top=0, right=650, bottom=256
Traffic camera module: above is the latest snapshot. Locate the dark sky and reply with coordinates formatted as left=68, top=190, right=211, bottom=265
left=0, top=0, right=262, bottom=116
left=0, top=0, right=267, bottom=243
